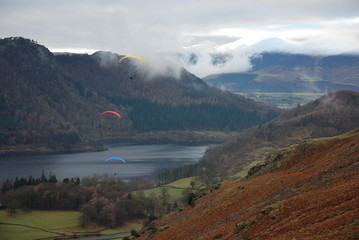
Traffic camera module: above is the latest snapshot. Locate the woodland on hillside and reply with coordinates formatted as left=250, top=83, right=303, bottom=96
left=0, top=37, right=280, bottom=152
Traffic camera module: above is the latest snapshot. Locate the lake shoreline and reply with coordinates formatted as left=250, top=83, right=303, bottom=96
left=0, top=143, right=212, bottom=182
left=0, top=144, right=106, bottom=157
left=0, top=130, right=231, bottom=156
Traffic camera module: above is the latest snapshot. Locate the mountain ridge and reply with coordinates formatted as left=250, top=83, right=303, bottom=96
left=204, top=52, right=359, bottom=95
left=0, top=37, right=281, bottom=153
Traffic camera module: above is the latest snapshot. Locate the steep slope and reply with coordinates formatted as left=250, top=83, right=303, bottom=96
left=200, top=90, right=359, bottom=176
left=138, top=128, right=359, bottom=240
left=0, top=37, right=281, bottom=152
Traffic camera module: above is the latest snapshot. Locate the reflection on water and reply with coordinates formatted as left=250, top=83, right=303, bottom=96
left=0, top=144, right=212, bottom=181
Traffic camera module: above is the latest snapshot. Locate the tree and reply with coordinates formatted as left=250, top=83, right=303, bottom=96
left=40, top=170, right=47, bottom=183
left=99, top=203, right=117, bottom=227
left=79, top=213, right=91, bottom=227
left=1, top=179, right=12, bottom=194
left=142, top=193, right=159, bottom=217
left=7, top=199, right=19, bottom=216
left=160, top=187, right=171, bottom=215
left=115, top=203, right=128, bottom=225
left=180, top=188, right=192, bottom=205
left=187, top=192, right=196, bottom=207
left=131, top=229, right=140, bottom=237
left=80, top=203, right=96, bottom=224
left=75, top=177, right=81, bottom=185
left=48, top=172, right=57, bottom=183
left=173, top=201, right=179, bottom=210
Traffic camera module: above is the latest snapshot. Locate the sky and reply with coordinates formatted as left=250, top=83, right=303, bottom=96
left=1, top=0, right=359, bottom=77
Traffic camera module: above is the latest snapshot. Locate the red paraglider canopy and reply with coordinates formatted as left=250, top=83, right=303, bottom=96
left=100, top=111, right=121, bottom=118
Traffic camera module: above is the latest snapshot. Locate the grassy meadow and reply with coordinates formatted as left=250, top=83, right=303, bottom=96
left=238, top=92, right=323, bottom=109
left=0, top=177, right=203, bottom=239
left=230, top=160, right=265, bottom=179
left=133, top=176, right=204, bottom=203
left=0, top=210, right=143, bottom=240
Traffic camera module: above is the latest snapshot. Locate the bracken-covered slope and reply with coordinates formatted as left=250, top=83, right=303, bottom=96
left=138, top=128, right=359, bottom=240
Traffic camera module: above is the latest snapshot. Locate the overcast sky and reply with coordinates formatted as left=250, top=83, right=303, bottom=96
left=1, top=0, right=359, bottom=77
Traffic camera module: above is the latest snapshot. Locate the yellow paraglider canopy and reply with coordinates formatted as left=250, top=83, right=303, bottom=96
left=119, top=56, right=144, bottom=64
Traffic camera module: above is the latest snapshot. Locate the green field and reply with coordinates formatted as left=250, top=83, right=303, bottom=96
left=230, top=160, right=266, bottom=179
left=238, top=92, right=323, bottom=109
left=0, top=177, right=205, bottom=240
left=133, top=177, right=204, bottom=203
left=0, top=210, right=142, bottom=240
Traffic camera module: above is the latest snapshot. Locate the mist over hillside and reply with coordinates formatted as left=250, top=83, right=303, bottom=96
left=204, top=52, right=359, bottom=108
left=0, top=37, right=281, bottom=153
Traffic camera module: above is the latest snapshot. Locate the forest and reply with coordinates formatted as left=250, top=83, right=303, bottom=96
left=0, top=173, right=195, bottom=228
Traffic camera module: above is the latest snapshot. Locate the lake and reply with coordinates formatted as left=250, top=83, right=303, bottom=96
left=0, top=144, right=212, bottom=182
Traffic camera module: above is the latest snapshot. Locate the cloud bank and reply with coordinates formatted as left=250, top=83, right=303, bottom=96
left=1, top=0, right=358, bottom=77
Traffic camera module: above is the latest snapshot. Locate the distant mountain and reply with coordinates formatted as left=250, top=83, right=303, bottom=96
left=138, top=128, right=359, bottom=239
left=200, top=90, right=359, bottom=176
left=251, top=37, right=300, bottom=52
left=204, top=52, right=359, bottom=93
left=0, top=37, right=281, bottom=152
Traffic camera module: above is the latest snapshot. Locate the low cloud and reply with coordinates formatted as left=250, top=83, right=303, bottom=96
left=180, top=41, right=254, bottom=78
left=93, top=51, right=120, bottom=67
left=1, top=0, right=359, bottom=78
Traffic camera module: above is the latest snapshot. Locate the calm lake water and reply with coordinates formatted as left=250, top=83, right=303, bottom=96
left=0, top=144, right=212, bottom=182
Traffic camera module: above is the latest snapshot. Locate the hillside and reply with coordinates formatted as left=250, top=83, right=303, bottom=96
left=205, top=52, right=359, bottom=93
left=0, top=37, right=281, bottom=153
left=137, top=128, right=359, bottom=240
left=204, top=52, right=359, bottom=108
left=200, top=90, right=359, bottom=176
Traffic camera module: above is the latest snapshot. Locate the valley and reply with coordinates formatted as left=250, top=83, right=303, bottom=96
left=204, top=52, right=359, bottom=108
left=237, top=92, right=323, bottom=109
left=1, top=0, right=359, bottom=238
left=1, top=37, right=359, bottom=240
